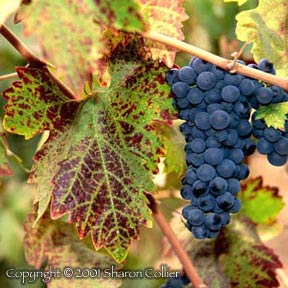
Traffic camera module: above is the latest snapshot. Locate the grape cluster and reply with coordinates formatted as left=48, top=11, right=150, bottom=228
left=166, top=57, right=288, bottom=239
left=248, top=59, right=288, bottom=165
left=252, top=113, right=288, bottom=166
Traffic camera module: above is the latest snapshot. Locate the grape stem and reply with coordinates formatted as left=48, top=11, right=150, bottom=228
left=147, top=194, right=207, bottom=288
left=142, top=30, right=288, bottom=91
left=0, top=24, right=77, bottom=100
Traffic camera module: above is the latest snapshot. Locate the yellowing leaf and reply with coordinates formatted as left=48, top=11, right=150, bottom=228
left=140, top=0, right=188, bottom=66
left=239, top=177, right=284, bottom=224
left=224, top=0, right=249, bottom=5
left=256, top=102, right=288, bottom=129
left=236, top=0, right=288, bottom=77
left=0, top=0, right=21, bottom=25
left=18, top=0, right=107, bottom=98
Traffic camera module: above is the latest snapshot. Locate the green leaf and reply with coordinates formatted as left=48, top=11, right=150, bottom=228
left=140, top=0, right=188, bottom=66
left=94, top=0, right=147, bottom=32
left=159, top=123, right=186, bottom=177
left=255, top=102, right=288, bottom=129
left=239, top=177, right=284, bottom=224
left=224, top=0, right=249, bottom=5
left=219, top=218, right=282, bottom=288
left=2, top=66, right=79, bottom=139
left=0, top=0, right=21, bottom=25
left=235, top=0, right=288, bottom=77
left=18, top=0, right=108, bottom=97
left=24, top=212, right=121, bottom=288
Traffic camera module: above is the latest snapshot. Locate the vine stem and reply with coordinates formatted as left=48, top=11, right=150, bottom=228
left=0, top=24, right=76, bottom=100
left=0, top=72, right=18, bottom=81
left=147, top=194, right=207, bottom=288
left=142, top=30, right=288, bottom=91
left=0, top=24, right=44, bottom=66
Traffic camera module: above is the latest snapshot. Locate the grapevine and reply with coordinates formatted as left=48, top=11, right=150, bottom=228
left=0, top=1, right=287, bottom=288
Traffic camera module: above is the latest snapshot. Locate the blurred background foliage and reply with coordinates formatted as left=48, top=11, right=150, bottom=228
left=0, top=1, right=286, bottom=288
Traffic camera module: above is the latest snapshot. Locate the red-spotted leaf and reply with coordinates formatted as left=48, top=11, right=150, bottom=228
left=2, top=66, right=79, bottom=139
left=140, top=0, right=188, bottom=66
left=24, top=212, right=121, bottom=288
left=100, top=43, right=176, bottom=172
left=49, top=98, right=155, bottom=263
left=31, top=45, right=174, bottom=262
left=18, top=0, right=108, bottom=98
left=94, top=0, right=147, bottom=32
left=28, top=130, right=73, bottom=225
left=239, top=177, right=284, bottom=224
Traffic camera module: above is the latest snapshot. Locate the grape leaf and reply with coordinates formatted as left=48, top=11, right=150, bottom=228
left=28, top=130, right=73, bottom=225
left=99, top=43, right=176, bottom=172
left=158, top=123, right=186, bottom=177
left=24, top=212, right=121, bottom=288
left=18, top=0, right=108, bottom=98
left=255, top=102, right=288, bottom=129
left=30, top=44, right=174, bottom=262
left=94, top=0, right=147, bottom=32
left=2, top=66, right=79, bottom=139
left=49, top=98, right=155, bottom=263
left=218, top=218, right=282, bottom=288
left=224, top=0, right=249, bottom=5
left=235, top=0, right=288, bottom=77
left=139, top=0, right=188, bottom=66
left=239, top=177, right=284, bottom=224
left=0, top=0, right=21, bottom=25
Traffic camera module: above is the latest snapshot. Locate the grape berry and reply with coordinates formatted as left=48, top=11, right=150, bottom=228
left=166, top=57, right=288, bottom=240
